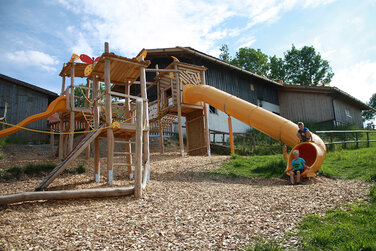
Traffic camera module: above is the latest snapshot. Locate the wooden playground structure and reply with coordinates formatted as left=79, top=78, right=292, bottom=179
left=0, top=42, right=211, bottom=204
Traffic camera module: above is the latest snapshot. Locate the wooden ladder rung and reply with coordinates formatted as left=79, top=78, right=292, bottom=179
left=114, top=140, right=136, bottom=144
left=113, top=163, right=135, bottom=167
left=114, top=152, right=134, bottom=156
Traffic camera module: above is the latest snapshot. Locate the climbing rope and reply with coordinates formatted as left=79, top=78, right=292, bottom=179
left=0, top=120, right=115, bottom=135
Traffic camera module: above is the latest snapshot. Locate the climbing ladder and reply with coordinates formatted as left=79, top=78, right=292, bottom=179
left=36, top=125, right=104, bottom=191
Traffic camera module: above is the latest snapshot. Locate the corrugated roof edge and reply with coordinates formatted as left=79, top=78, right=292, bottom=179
left=146, top=46, right=282, bottom=87
left=0, top=73, right=59, bottom=100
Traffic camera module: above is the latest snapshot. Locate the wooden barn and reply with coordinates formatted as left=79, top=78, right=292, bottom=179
left=278, top=85, right=370, bottom=128
left=146, top=47, right=282, bottom=134
left=0, top=74, right=58, bottom=142
left=146, top=47, right=370, bottom=132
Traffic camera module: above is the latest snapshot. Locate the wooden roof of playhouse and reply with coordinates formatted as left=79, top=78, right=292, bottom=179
left=59, top=52, right=150, bottom=86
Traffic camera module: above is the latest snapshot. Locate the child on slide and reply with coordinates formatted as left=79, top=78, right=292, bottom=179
left=287, top=150, right=310, bottom=185
left=297, top=122, right=313, bottom=142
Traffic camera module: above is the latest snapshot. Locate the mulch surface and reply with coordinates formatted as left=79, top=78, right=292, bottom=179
left=0, top=144, right=371, bottom=250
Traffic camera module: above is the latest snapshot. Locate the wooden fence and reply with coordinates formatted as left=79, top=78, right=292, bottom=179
left=315, top=130, right=376, bottom=150
left=209, top=129, right=278, bottom=154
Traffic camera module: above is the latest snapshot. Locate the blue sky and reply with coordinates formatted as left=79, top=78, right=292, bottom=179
left=0, top=0, right=375, bottom=103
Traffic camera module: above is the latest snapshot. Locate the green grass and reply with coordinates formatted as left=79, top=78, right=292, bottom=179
left=214, top=146, right=376, bottom=250
left=319, top=146, right=376, bottom=181
left=298, top=189, right=376, bottom=250
left=210, top=154, right=286, bottom=178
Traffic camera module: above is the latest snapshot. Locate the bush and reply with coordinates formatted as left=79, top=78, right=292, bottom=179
left=6, top=166, right=22, bottom=179
left=23, top=163, right=56, bottom=175
left=0, top=136, right=7, bottom=148
left=76, top=164, right=86, bottom=174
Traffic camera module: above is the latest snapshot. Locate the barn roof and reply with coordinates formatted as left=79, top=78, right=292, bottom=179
left=146, top=46, right=283, bottom=87
left=0, top=73, right=58, bottom=102
left=280, top=84, right=371, bottom=110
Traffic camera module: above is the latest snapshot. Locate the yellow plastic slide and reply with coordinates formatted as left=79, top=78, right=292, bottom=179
left=183, top=84, right=326, bottom=177
left=0, top=96, right=66, bottom=138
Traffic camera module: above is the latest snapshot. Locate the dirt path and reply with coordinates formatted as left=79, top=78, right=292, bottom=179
left=0, top=146, right=371, bottom=250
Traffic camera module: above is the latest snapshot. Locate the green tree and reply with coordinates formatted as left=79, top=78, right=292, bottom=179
left=231, top=48, right=269, bottom=76
left=362, top=93, right=376, bottom=121
left=219, top=44, right=231, bottom=62
left=268, top=55, right=285, bottom=83
left=283, top=45, right=334, bottom=86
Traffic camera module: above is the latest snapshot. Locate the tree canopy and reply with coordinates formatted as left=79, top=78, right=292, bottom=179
left=362, top=93, right=376, bottom=122
left=220, top=44, right=334, bottom=86
left=283, top=45, right=334, bottom=86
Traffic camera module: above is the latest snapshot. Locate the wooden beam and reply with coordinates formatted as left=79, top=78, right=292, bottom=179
left=58, top=118, right=64, bottom=160
left=201, top=69, right=210, bottom=156
left=68, top=65, right=75, bottom=153
left=0, top=187, right=134, bottom=205
left=145, top=69, right=180, bottom=73
left=93, top=77, right=100, bottom=182
left=104, top=42, right=114, bottom=184
left=140, top=59, right=150, bottom=188
left=228, top=116, right=235, bottom=155
left=175, top=65, right=184, bottom=156
left=134, top=99, right=143, bottom=199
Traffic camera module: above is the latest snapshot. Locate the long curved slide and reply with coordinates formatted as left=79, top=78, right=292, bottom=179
left=0, top=96, right=67, bottom=138
left=182, top=84, right=326, bottom=177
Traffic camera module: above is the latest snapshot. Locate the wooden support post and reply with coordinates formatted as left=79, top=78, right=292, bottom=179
left=282, top=144, right=288, bottom=161
left=58, top=76, right=65, bottom=160
left=156, top=64, right=165, bottom=155
left=58, top=118, right=64, bottom=160
left=134, top=99, right=143, bottom=199
left=201, top=70, right=210, bottom=156
left=104, top=42, right=114, bottom=184
left=68, top=64, right=75, bottom=153
left=228, top=115, right=235, bottom=155
left=50, top=128, right=54, bottom=157
left=367, top=132, right=370, bottom=147
left=140, top=58, right=150, bottom=187
left=93, top=77, right=100, bottom=182
left=174, top=64, right=184, bottom=157
left=203, top=103, right=210, bottom=156
left=61, top=74, right=66, bottom=95
left=124, top=82, right=132, bottom=179
left=85, top=78, right=90, bottom=159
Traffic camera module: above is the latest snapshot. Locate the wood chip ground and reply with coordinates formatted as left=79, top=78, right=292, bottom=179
left=0, top=144, right=371, bottom=250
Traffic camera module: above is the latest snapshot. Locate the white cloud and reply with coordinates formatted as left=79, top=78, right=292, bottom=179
left=56, top=0, right=336, bottom=57
left=303, top=0, right=336, bottom=8
left=70, top=32, right=94, bottom=57
left=5, top=50, right=59, bottom=72
left=331, top=61, right=376, bottom=103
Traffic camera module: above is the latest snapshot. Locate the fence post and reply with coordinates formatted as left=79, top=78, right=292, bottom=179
left=330, top=133, right=333, bottom=151
left=367, top=132, right=370, bottom=147
left=343, top=132, right=346, bottom=149
left=356, top=132, right=359, bottom=148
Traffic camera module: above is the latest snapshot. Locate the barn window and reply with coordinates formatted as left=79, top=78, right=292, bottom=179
left=209, top=105, right=217, bottom=114
left=250, top=83, right=255, bottom=91
left=345, top=108, right=352, bottom=118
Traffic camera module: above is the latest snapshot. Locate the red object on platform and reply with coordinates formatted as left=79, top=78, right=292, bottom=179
left=80, top=54, right=94, bottom=64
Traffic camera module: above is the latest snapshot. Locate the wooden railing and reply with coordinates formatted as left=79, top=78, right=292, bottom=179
left=315, top=130, right=376, bottom=150
left=209, top=129, right=278, bottom=154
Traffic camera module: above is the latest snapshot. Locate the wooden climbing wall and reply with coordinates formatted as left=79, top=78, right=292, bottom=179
left=186, top=109, right=207, bottom=156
